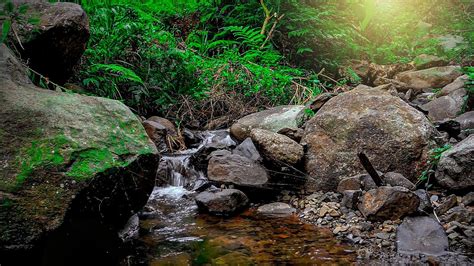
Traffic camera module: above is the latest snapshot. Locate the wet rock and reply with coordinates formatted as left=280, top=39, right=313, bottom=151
left=421, top=89, right=466, bottom=122
left=257, top=202, right=296, bottom=218
left=207, top=150, right=269, bottom=187
left=395, top=66, right=462, bottom=92
left=462, top=192, right=474, bottom=206
left=118, top=214, right=140, bottom=242
left=439, top=75, right=468, bottom=96
left=435, top=135, right=474, bottom=191
left=11, top=1, right=89, bottom=83
left=230, top=105, right=305, bottom=141
left=341, top=190, right=362, bottom=210
left=195, top=189, right=249, bottom=216
left=397, top=216, right=449, bottom=256
left=383, top=172, right=416, bottom=190
left=436, top=194, right=458, bottom=215
left=414, top=189, right=432, bottom=213
left=358, top=186, right=419, bottom=221
left=250, top=129, right=304, bottom=165
left=277, top=127, right=304, bottom=142
left=302, top=87, right=436, bottom=191
left=0, top=45, right=158, bottom=262
left=413, top=54, right=447, bottom=70
left=232, top=138, right=262, bottom=162
left=143, top=116, right=180, bottom=152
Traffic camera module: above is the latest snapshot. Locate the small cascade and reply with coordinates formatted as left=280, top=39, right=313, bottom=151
left=156, top=129, right=236, bottom=190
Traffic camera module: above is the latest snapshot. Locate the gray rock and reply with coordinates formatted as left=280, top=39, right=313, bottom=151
left=414, top=189, right=432, bottom=213
left=439, top=75, right=468, bottom=96
left=11, top=1, right=89, bottom=83
left=360, top=174, right=378, bottom=191
left=341, top=190, right=362, bottom=210
left=207, top=150, right=269, bottom=187
left=143, top=116, right=180, bottom=152
left=250, top=128, right=304, bottom=165
left=232, top=138, right=262, bottom=162
left=462, top=192, right=474, bottom=206
left=421, top=88, right=466, bottom=122
left=358, top=186, right=419, bottom=221
left=436, top=194, right=458, bottom=215
left=337, top=175, right=362, bottom=192
left=455, top=111, right=474, bottom=136
left=118, top=214, right=140, bottom=242
left=395, top=66, right=462, bottom=92
left=302, top=88, right=436, bottom=191
left=397, top=216, right=449, bottom=256
left=437, top=34, right=465, bottom=52
left=383, top=172, right=416, bottom=190
left=435, top=135, right=474, bottom=191
left=230, top=105, right=305, bottom=141
left=256, top=202, right=296, bottom=218
left=195, top=189, right=249, bottom=216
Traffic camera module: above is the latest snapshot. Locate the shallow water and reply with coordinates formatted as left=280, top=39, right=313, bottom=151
left=136, top=186, right=356, bottom=265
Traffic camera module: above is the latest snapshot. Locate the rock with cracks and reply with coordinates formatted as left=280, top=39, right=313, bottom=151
left=358, top=186, right=420, bottom=221
left=302, top=87, right=436, bottom=191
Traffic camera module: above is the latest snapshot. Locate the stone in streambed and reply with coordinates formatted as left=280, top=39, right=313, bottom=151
left=256, top=202, right=296, bottom=218
left=230, top=105, right=305, bottom=141
left=397, top=216, right=449, bottom=256
left=250, top=128, right=304, bottom=165
left=195, top=189, right=249, bottom=216
left=358, top=186, right=419, bottom=221
left=232, top=138, right=262, bottom=162
left=207, top=150, right=269, bottom=187
left=383, top=172, right=416, bottom=190
left=395, top=66, right=462, bottom=92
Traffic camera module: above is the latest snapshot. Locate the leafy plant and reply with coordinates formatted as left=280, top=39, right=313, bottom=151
left=417, top=144, right=452, bottom=188
left=0, top=1, right=38, bottom=44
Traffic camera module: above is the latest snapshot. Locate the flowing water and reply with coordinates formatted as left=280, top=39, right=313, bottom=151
left=133, top=130, right=356, bottom=265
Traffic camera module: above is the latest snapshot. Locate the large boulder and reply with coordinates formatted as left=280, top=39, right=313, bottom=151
left=0, top=45, right=158, bottom=264
left=250, top=129, right=304, bottom=165
left=358, top=186, right=419, bottom=221
left=394, top=66, right=462, bottom=92
left=10, top=1, right=89, bottom=83
left=230, top=105, right=305, bottom=141
left=302, top=87, right=436, bottom=191
left=435, top=135, right=474, bottom=191
left=397, top=216, right=449, bottom=256
left=195, top=189, right=249, bottom=216
left=439, top=75, right=468, bottom=97
left=207, top=150, right=269, bottom=187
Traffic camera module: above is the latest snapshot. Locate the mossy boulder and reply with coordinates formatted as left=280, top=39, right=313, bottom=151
left=0, top=44, right=158, bottom=264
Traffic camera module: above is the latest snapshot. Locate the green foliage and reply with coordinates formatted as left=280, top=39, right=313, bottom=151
left=0, top=0, right=32, bottom=43
left=76, top=0, right=322, bottom=124
left=417, top=144, right=452, bottom=188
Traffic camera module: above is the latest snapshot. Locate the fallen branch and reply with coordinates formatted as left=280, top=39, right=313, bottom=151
left=357, top=152, right=384, bottom=186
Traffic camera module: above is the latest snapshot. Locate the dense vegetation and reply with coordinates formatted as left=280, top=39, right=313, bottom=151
left=4, top=0, right=474, bottom=128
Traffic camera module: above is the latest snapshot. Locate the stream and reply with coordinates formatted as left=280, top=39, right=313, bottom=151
left=130, top=130, right=356, bottom=265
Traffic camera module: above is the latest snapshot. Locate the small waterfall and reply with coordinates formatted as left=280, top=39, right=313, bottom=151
left=156, top=130, right=236, bottom=190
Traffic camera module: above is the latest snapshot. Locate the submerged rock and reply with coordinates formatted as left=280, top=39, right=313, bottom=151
left=207, top=150, right=269, bottom=187
left=195, top=189, right=249, bottom=216
left=302, top=87, right=436, bottom=191
left=230, top=105, right=305, bottom=141
left=0, top=44, right=158, bottom=263
left=395, top=66, right=462, bottom=92
left=435, top=135, right=474, bottom=191
left=358, top=186, right=419, bottom=221
left=250, top=128, right=304, bottom=165
left=397, top=216, right=449, bottom=256
left=256, top=202, right=296, bottom=218
left=11, top=1, right=89, bottom=83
